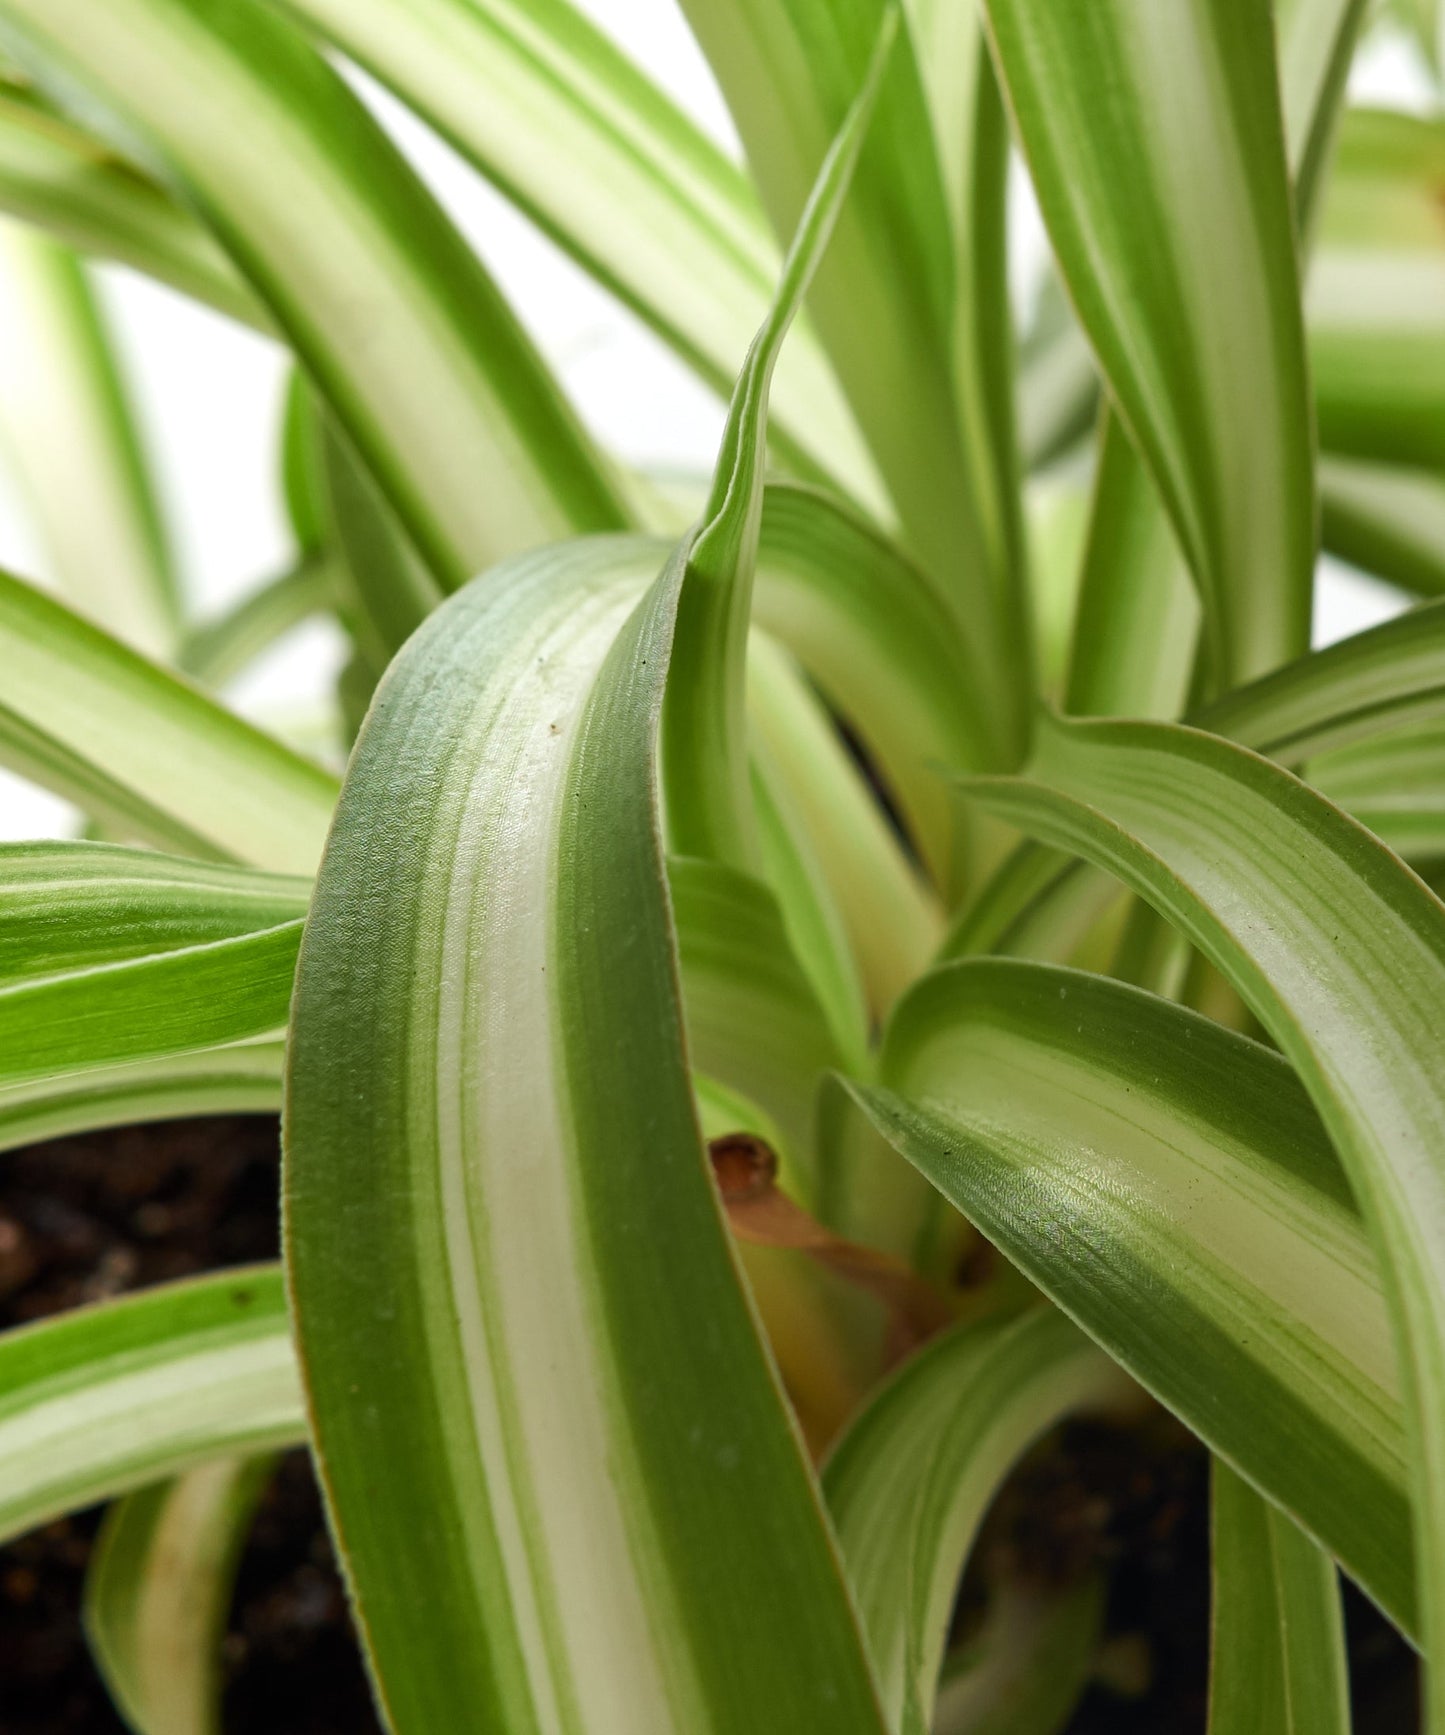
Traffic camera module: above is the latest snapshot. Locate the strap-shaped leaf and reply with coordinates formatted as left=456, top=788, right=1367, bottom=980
left=0, top=568, right=336, bottom=872
left=852, top=958, right=1410, bottom=1631
left=0, top=1268, right=303, bottom=1545
left=1311, top=720, right=1445, bottom=862
left=1322, top=455, right=1445, bottom=600
left=985, top=0, right=1316, bottom=685
left=180, top=557, right=334, bottom=690
left=0, top=83, right=257, bottom=325
left=932, top=1576, right=1105, bottom=1735
left=1195, top=598, right=1445, bottom=760
left=824, top=1307, right=1127, bottom=1734
left=0, top=1041, right=283, bottom=1156
left=676, top=0, right=1031, bottom=757
left=755, top=484, right=985, bottom=889
left=0, top=843, right=305, bottom=1087
left=286, top=536, right=888, bottom=1733
left=1311, top=108, right=1445, bottom=475
left=663, top=21, right=896, bottom=873
left=258, top=0, right=882, bottom=512
left=1208, top=1463, right=1351, bottom=1735
left=0, top=0, right=630, bottom=587
left=957, top=718, right=1445, bottom=1685
left=0, top=224, right=178, bottom=655
left=85, top=1455, right=275, bottom=1735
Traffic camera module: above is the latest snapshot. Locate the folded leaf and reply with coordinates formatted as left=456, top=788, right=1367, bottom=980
left=286, top=537, right=889, bottom=1733
left=853, top=956, right=1410, bottom=1631
left=0, top=1269, right=303, bottom=1545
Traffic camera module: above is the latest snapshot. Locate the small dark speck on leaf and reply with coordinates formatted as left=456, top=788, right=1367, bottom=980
left=232, top=1286, right=254, bottom=1308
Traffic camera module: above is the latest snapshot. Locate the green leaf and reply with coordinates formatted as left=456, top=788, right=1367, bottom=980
left=1311, top=109, right=1445, bottom=475
left=85, top=1455, right=276, bottom=1735
left=957, top=716, right=1445, bottom=1687
left=0, top=1041, right=283, bottom=1155
left=0, top=842, right=305, bottom=1088
left=663, top=18, right=897, bottom=873
left=0, top=0, right=631, bottom=587
left=824, top=1307, right=1127, bottom=1734
left=1208, top=1463, right=1351, bottom=1735
left=179, top=556, right=335, bottom=690
left=754, top=483, right=990, bottom=891
left=1195, top=598, right=1445, bottom=761
left=985, top=0, right=1316, bottom=685
left=0, top=567, right=336, bottom=872
left=0, top=222, right=178, bottom=655
left=1321, top=455, right=1445, bottom=600
left=0, top=83, right=258, bottom=325
left=0, top=1268, right=303, bottom=1545
left=932, top=1575, right=1105, bottom=1735
left=677, top=0, right=1031, bottom=757
left=748, top=632, right=940, bottom=1019
left=259, top=0, right=884, bottom=513
left=1063, top=420, right=1198, bottom=721
left=852, top=958, right=1411, bottom=1632
left=1311, top=720, right=1445, bottom=863
left=286, top=536, right=888, bottom=1733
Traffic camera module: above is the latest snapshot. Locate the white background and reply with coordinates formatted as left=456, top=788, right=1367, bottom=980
left=0, top=2, right=1433, bottom=838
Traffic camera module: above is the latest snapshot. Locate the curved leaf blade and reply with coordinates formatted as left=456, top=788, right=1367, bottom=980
left=959, top=716, right=1445, bottom=1695
left=985, top=0, right=1316, bottom=684
left=0, top=0, right=630, bottom=586
left=0, top=568, right=336, bottom=872
left=854, top=957, right=1411, bottom=1631
left=285, top=537, right=888, bottom=1734
left=0, top=1269, right=303, bottom=1546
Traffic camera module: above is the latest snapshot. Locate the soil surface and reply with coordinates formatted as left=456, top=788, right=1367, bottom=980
left=0, top=1116, right=1418, bottom=1732
left=0, top=1116, right=383, bottom=1735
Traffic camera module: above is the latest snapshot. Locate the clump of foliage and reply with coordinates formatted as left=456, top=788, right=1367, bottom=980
left=0, top=0, right=1441, bottom=1730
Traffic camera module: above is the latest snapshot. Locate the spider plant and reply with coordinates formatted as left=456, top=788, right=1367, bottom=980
left=0, top=0, right=1442, bottom=1729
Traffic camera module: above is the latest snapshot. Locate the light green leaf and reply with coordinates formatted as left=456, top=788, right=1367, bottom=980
left=852, top=958, right=1410, bottom=1632
left=957, top=715, right=1445, bottom=1691
left=0, top=221, right=178, bottom=655
left=286, top=536, right=888, bottom=1733
left=824, top=1307, right=1127, bottom=1734
left=932, top=1575, right=1105, bottom=1735
left=1321, top=455, right=1445, bottom=600
left=1310, top=109, right=1445, bottom=474
left=85, top=1455, right=275, bottom=1735
left=663, top=19, right=897, bottom=873
left=753, top=483, right=987, bottom=893
left=179, top=556, right=335, bottom=691
left=748, top=632, right=940, bottom=1020
left=1195, top=597, right=1445, bottom=761
left=1208, top=1462, right=1351, bottom=1735
left=1311, top=720, right=1445, bottom=862
left=0, top=0, right=631, bottom=587
left=0, top=1041, right=283, bottom=1156
left=0, top=83, right=258, bottom=325
left=1063, top=420, right=1198, bottom=721
left=0, top=567, right=336, bottom=872
left=0, top=1268, right=303, bottom=1545
left=259, top=0, right=883, bottom=513
left=986, top=0, right=1316, bottom=685
left=677, top=0, right=1031, bottom=757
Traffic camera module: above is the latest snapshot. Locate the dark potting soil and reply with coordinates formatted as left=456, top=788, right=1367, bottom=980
left=0, top=1116, right=1419, bottom=1732
left=0, top=1116, right=384, bottom=1735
